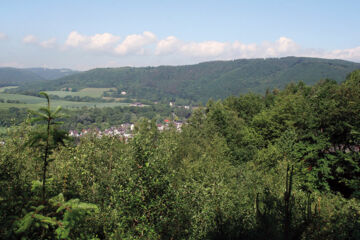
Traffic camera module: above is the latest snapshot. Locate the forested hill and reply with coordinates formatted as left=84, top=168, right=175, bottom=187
left=0, top=67, right=44, bottom=87
left=26, top=68, right=78, bottom=80
left=0, top=67, right=77, bottom=87
left=12, top=57, right=360, bottom=102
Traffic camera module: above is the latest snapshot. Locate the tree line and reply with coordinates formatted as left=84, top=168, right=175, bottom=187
left=0, top=104, right=191, bottom=132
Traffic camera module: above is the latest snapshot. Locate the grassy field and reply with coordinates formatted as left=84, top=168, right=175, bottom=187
left=46, top=87, right=116, bottom=98
left=0, top=93, right=45, bottom=104
left=0, top=86, right=18, bottom=92
left=102, top=96, right=126, bottom=101
left=0, top=92, right=131, bottom=110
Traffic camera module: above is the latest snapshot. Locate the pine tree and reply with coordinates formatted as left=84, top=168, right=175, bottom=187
left=27, top=92, right=68, bottom=203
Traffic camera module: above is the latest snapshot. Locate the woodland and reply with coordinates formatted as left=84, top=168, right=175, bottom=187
left=1, top=70, right=360, bottom=239
left=6, top=57, right=360, bottom=103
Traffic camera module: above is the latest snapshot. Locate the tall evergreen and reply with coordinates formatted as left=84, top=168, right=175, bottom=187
left=27, top=92, right=68, bottom=202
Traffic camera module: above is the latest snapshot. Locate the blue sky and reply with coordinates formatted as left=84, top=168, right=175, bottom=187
left=1, top=0, right=359, bottom=70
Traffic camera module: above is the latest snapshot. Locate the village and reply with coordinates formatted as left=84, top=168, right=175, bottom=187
left=68, top=119, right=184, bottom=140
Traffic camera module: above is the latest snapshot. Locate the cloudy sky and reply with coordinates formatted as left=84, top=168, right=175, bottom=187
left=1, top=0, right=359, bottom=70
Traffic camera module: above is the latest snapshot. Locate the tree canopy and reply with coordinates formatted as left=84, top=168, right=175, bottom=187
left=1, top=70, right=360, bottom=239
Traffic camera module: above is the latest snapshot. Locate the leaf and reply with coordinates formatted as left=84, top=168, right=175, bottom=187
left=35, top=205, right=45, bottom=212
left=15, top=213, right=34, bottom=234
left=53, top=106, right=62, bottom=116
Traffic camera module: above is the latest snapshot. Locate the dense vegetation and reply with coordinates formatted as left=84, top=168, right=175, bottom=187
left=0, top=104, right=189, bottom=132
left=0, top=67, right=77, bottom=87
left=26, top=68, right=78, bottom=81
left=0, top=68, right=43, bottom=87
left=10, top=57, right=360, bottom=103
left=1, top=70, right=359, bottom=239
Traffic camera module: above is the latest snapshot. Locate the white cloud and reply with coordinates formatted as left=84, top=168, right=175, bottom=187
left=154, top=36, right=296, bottom=59
left=156, top=38, right=230, bottom=57
left=88, top=33, right=121, bottom=49
left=323, top=46, right=360, bottom=61
left=154, top=36, right=300, bottom=59
left=16, top=31, right=360, bottom=66
left=0, top=32, right=7, bottom=40
left=260, top=37, right=300, bottom=57
left=232, top=41, right=257, bottom=52
left=65, top=31, right=86, bottom=47
left=64, top=31, right=157, bottom=55
left=63, top=31, right=360, bottom=63
left=231, top=41, right=257, bottom=58
left=155, top=36, right=182, bottom=55
left=114, top=31, right=157, bottom=55
left=65, top=31, right=120, bottom=50
left=180, top=41, right=227, bottom=57
left=40, top=38, right=57, bottom=48
left=23, top=35, right=57, bottom=49
left=23, top=35, right=38, bottom=44
left=276, top=37, right=299, bottom=53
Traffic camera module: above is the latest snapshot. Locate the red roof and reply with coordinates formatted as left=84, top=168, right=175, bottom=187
left=164, top=119, right=170, bottom=123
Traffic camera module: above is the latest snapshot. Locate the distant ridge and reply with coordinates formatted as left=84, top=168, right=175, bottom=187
left=0, top=67, right=43, bottom=87
left=0, top=67, right=78, bottom=87
left=10, top=57, right=360, bottom=102
left=26, top=68, right=78, bottom=80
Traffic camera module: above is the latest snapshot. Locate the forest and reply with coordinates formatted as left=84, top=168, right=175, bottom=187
left=0, top=67, right=77, bottom=87
left=7, top=57, right=360, bottom=103
left=1, top=70, right=360, bottom=239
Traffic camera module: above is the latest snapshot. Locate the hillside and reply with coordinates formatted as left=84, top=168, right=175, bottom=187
left=0, top=67, right=44, bottom=87
left=26, top=68, right=78, bottom=80
left=0, top=67, right=78, bottom=87
left=12, top=57, right=360, bottom=102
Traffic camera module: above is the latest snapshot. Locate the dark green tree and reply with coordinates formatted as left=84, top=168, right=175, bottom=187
left=27, top=92, right=68, bottom=203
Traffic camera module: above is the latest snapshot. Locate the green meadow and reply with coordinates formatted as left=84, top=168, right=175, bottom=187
left=0, top=86, right=19, bottom=92
left=46, top=87, right=116, bottom=98
left=0, top=92, right=130, bottom=110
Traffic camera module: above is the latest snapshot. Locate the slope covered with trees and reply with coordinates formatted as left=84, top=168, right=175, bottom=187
left=0, top=67, right=78, bottom=87
left=26, top=68, right=78, bottom=80
left=11, top=57, right=360, bottom=103
left=0, top=67, right=44, bottom=87
left=1, top=70, right=360, bottom=239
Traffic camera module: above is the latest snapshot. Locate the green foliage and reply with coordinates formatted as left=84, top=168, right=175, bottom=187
left=27, top=92, right=69, bottom=202
left=1, top=71, right=360, bottom=239
left=14, top=192, right=99, bottom=240
left=10, top=57, right=360, bottom=103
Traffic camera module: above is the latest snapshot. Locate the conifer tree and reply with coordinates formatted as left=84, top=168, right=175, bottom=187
left=27, top=92, right=68, bottom=203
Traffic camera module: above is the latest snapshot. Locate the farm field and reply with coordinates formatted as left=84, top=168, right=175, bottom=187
left=102, top=96, right=126, bottom=101
left=46, top=87, right=116, bottom=98
left=0, top=92, right=131, bottom=110
left=0, top=86, right=18, bottom=92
